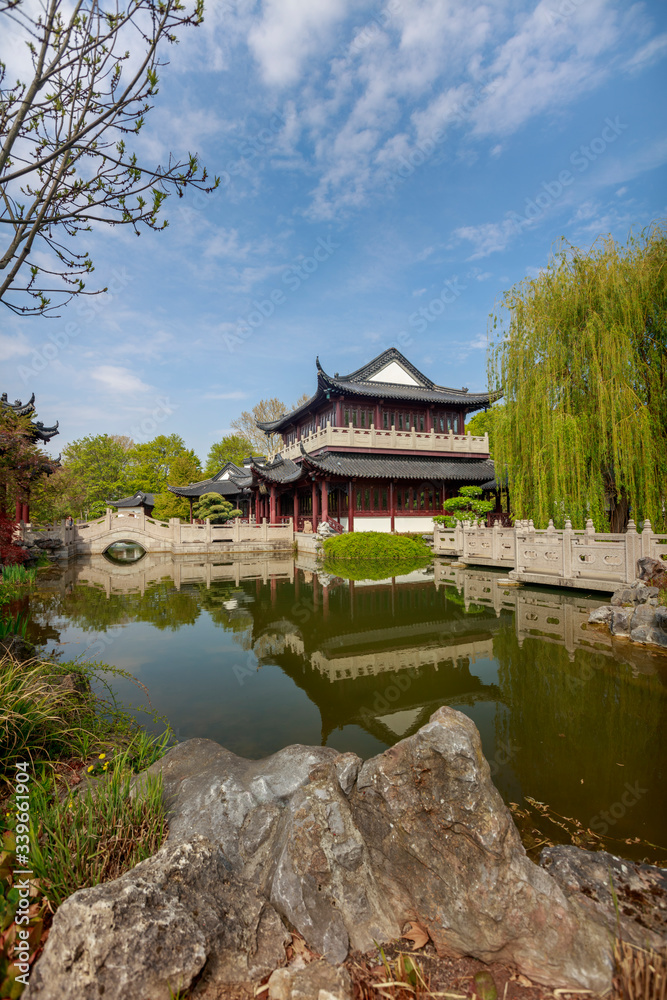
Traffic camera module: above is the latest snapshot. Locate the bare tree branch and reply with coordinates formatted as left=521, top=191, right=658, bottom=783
left=0, top=0, right=219, bottom=316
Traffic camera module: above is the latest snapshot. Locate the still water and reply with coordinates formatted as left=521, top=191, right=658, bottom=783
left=27, top=551, right=667, bottom=859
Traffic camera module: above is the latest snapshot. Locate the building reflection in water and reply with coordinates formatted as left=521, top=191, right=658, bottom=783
left=34, top=552, right=667, bottom=856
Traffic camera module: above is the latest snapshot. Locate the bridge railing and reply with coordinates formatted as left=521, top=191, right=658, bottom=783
left=433, top=517, right=667, bottom=592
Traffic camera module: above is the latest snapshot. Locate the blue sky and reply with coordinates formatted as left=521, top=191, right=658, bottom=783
left=3, top=0, right=666, bottom=463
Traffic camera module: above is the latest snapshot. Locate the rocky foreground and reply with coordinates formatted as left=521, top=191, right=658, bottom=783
left=26, top=706, right=666, bottom=1000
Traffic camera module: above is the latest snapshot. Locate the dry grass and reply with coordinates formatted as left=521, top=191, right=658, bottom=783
left=614, top=941, right=667, bottom=1000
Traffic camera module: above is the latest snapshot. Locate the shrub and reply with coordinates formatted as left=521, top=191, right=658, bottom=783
left=322, top=531, right=431, bottom=562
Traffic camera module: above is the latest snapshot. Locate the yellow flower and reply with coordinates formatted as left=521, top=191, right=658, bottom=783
left=102, top=762, right=109, bottom=770
left=87, top=765, right=94, bottom=773
left=98, top=753, right=106, bottom=759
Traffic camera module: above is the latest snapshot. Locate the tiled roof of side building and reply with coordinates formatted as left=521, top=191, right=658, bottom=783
left=168, top=476, right=251, bottom=498
left=248, top=455, right=302, bottom=483
left=256, top=348, right=499, bottom=433
left=300, top=447, right=495, bottom=482
left=108, top=492, right=156, bottom=507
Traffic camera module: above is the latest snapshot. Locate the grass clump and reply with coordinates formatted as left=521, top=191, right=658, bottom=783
left=28, top=763, right=166, bottom=909
left=659, top=588, right=667, bottom=607
left=0, top=653, right=171, bottom=785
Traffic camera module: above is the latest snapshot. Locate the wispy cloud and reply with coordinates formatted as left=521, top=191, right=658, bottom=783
left=91, top=366, right=152, bottom=395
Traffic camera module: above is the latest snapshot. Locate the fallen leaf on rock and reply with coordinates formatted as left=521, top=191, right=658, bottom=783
left=286, top=931, right=318, bottom=968
left=510, top=973, right=533, bottom=987
left=401, top=920, right=430, bottom=950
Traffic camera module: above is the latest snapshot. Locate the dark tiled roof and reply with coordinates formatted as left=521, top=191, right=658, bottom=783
left=301, top=449, right=495, bottom=482
left=249, top=455, right=302, bottom=483
left=108, top=492, right=155, bottom=507
left=168, top=476, right=250, bottom=498
left=1, top=391, right=59, bottom=442
left=256, top=348, right=497, bottom=432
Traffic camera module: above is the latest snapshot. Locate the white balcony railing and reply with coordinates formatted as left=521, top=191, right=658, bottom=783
left=275, top=423, right=489, bottom=461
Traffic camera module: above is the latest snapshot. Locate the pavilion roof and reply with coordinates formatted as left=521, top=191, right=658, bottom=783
left=168, top=470, right=252, bottom=498
left=108, top=492, right=155, bottom=508
left=299, top=446, right=495, bottom=482
left=256, top=348, right=498, bottom=433
left=1, top=391, right=59, bottom=442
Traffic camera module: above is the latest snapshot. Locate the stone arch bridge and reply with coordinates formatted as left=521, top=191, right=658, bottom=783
left=19, top=509, right=294, bottom=557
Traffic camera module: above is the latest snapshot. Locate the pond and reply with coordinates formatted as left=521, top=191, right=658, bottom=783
left=27, top=552, right=667, bottom=862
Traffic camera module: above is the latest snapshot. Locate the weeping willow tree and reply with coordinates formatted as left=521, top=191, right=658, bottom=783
left=488, top=223, right=667, bottom=531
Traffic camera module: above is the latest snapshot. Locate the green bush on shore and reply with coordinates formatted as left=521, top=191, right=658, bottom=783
left=322, top=531, right=431, bottom=562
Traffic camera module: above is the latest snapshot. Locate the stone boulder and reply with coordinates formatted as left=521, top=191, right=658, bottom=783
left=540, top=845, right=667, bottom=951
left=29, top=708, right=625, bottom=999
left=636, top=556, right=667, bottom=590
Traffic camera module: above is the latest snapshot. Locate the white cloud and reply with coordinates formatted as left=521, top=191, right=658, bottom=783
left=454, top=219, right=520, bottom=259
left=0, top=332, right=32, bottom=361
left=623, top=32, right=667, bottom=73
left=248, top=0, right=351, bottom=86
left=91, top=366, right=152, bottom=394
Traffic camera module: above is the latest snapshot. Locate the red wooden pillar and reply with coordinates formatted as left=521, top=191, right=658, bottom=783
left=22, top=501, right=29, bottom=523
left=270, top=575, right=277, bottom=606
left=269, top=485, right=276, bottom=524
left=321, top=480, right=328, bottom=524
left=322, top=583, right=329, bottom=621
left=348, top=481, right=354, bottom=532
left=189, top=497, right=194, bottom=524
left=375, top=402, right=381, bottom=429
left=425, top=408, right=432, bottom=432
left=311, top=480, right=318, bottom=527
left=389, top=481, right=395, bottom=533
left=293, top=491, right=299, bottom=528
left=335, top=399, right=342, bottom=426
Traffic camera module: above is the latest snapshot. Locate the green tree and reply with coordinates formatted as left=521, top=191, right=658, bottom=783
left=126, top=435, right=200, bottom=495
left=434, top=485, right=495, bottom=527
left=488, top=224, right=667, bottom=531
left=62, top=434, right=132, bottom=518
left=152, top=452, right=202, bottom=521
left=0, top=407, right=58, bottom=516
left=0, top=0, right=217, bottom=317
left=194, top=493, right=241, bottom=524
left=465, top=408, right=499, bottom=455
left=30, top=466, right=87, bottom=524
left=204, top=435, right=249, bottom=477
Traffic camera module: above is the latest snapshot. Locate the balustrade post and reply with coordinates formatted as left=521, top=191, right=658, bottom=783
left=233, top=517, right=241, bottom=543
left=105, top=507, right=112, bottom=531
left=206, top=517, right=212, bottom=543
left=262, top=517, right=268, bottom=541
left=483, top=431, right=489, bottom=454
left=625, top=519, right=639, bottom=582
left=492, top=520, right=500, bottom=563
left=348, top=422, right=354, bottom=445
left=641, top=519, right=653, bottom=559
left=562, top=517, right=573, bottom=581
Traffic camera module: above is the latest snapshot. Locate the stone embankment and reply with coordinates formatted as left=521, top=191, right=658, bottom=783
left=588, top=556, right=667, bottom=649
left=25, top=706, right=667, bottom=1000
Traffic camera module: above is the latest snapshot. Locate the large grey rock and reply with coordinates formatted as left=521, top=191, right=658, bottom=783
left=630, top=603, right=657, bottom=630
left=540, top=845, right=667, bottom=950
left=610, top=607, right=633, bottom=636
left=25, top=837, right=289, bottom=1000
left=350, top=707, right=611, bottom=990
left=588, top=604, right=613, bottom=625
left=636, top=556, right=667, bottom=589
left=611, top=587, right=641, bottom=607
left=30, top=711, right=627, bottom=997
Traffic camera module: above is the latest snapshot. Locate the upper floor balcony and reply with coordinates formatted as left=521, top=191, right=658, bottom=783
left=274, top=422, right=490, bottom=461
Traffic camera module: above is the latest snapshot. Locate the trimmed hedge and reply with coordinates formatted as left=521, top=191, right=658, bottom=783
left=322, top=531, right=431, bottom=562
